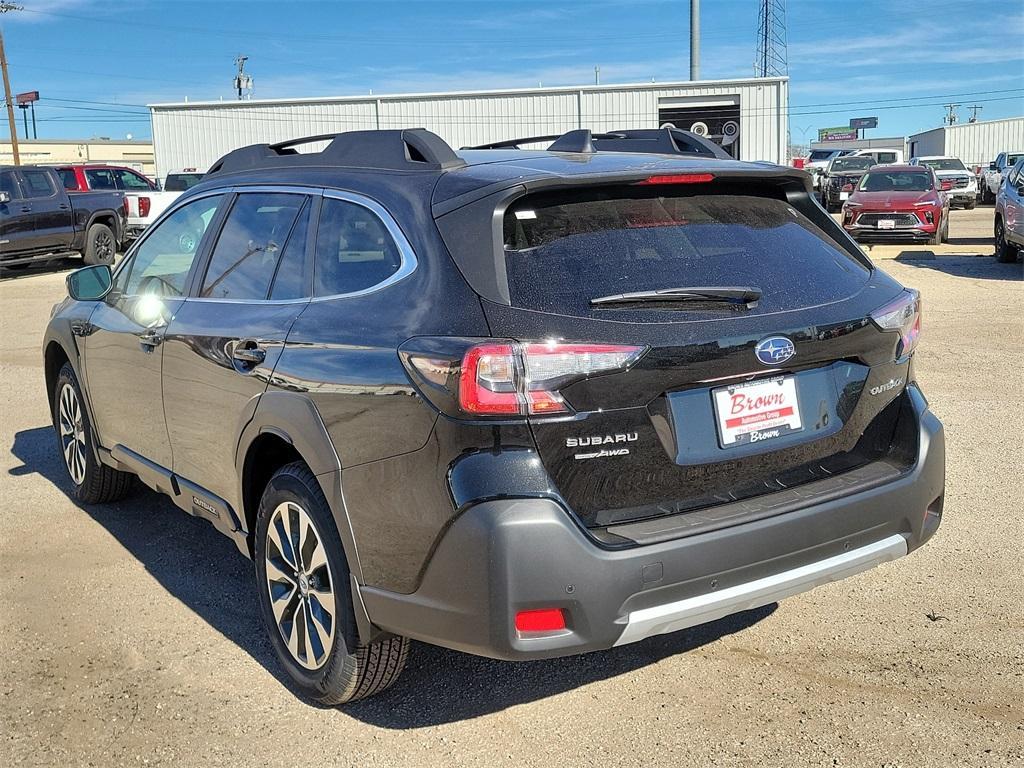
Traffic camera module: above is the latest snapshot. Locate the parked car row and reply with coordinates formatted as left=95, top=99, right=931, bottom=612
left=0, top=166, right=126, bottom=269
left=0, top=163, right=206, bottom=270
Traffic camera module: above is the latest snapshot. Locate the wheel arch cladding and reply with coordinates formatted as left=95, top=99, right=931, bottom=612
left=241, top=432, right=304, bottom=552
left=44, top=341, right=71, bottom=422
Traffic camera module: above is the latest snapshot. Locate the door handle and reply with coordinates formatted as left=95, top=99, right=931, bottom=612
left=232, top=341, right=266, bottom=365
left=20, top=206, right=32, bottom=213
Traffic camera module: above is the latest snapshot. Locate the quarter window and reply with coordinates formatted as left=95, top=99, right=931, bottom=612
left=313, top=197, right=403, bottom=297
left=201, top=193, right=307, bottom=300
left=20, top=169, right=56, bottom=198
left=119, top=195, right=223, bottom=297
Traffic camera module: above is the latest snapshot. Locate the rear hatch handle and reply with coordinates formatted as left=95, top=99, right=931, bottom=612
left=590, top=286, right=762, bottom=309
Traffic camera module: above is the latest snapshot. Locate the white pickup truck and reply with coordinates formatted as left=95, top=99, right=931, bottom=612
left=981, top=152, right=1024, bottom=204
left=123, top=169, right=206, bottom=241
left=911, top=156, right=978, bottom=209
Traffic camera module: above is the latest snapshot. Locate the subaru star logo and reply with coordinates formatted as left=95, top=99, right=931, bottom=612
left=755, top=336, right=796, bottom=365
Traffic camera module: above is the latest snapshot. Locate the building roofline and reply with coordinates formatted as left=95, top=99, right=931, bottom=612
left=148, top=76, right=790, bottom=110
left=0, top=138, right=153, bottom=146
left=908, top=114, right=1024, bottom=138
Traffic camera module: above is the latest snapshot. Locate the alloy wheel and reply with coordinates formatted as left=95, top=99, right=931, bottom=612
left=95, top=230, right=114, bottom=260
left=264, top=501, right=336, bottom=670
left=58, top=383, right=87, bottom=486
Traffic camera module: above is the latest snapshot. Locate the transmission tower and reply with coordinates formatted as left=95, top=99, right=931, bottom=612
left=754, top=0, right=788, bottom=78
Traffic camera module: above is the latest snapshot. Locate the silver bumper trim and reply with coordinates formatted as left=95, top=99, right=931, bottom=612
left=613, top=534, right=908, bottom=646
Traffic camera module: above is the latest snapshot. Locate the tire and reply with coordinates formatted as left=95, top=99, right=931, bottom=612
left=995, top=218, right=1018, bottom=263
left=53, top=363, right=134, bottom=504
left=254, top=461, right=409, bottom=705
left=83, top=223, right=116, bottom=266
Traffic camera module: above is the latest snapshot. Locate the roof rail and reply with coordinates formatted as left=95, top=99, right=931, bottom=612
left=206, top=128, right=466, bottom=176
left=464, top=126, right=731, bottom=160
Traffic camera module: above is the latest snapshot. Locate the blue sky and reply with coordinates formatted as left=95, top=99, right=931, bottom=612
left=2, top=0, right=1022, bottom=143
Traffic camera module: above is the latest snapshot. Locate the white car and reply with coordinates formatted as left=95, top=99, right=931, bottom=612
left=981, top=152, right=1024, bottom=204
left=850, top=148, right=904, bottom=165
left=123, top=169, right=205, bottom=240
left=911, top=156, right=978, bottom=209
left=995, top=157, right=1024, bottom=262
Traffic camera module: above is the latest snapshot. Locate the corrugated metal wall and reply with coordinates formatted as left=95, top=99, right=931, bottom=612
left=944, top=118, right=1024, bottom=167
left=149, top=78, right=788, bottom=180
left=908, top=118, right=1024, bottom=167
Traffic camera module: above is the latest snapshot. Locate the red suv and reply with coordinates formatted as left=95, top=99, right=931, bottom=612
left=57, top=165, right=157, bottom=193
left=842, top=165, right=949, bottom=246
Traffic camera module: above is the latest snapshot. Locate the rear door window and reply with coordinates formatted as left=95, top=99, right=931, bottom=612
left=57, top=169, right=78, bottom=190
left=200, top=192, right=306, bottom=300
left=502, top=188, right=869, bottom=317
left=84, top=168, right=117, bottom=190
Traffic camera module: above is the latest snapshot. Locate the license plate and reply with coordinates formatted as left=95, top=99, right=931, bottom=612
left=839, top=191, right=849, bottom=200
left=877, top=219, right=896, bottom=229
left=713, top=376, right=803, bottom=447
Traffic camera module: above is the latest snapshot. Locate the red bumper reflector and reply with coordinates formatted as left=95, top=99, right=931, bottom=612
left=515, top=609, right=566, bottom=633
left=636, top=173, right=714, bottom=185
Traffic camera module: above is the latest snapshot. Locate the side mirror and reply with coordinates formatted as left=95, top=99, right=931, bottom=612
left=0, top=190, right=10, bottom=204
left=67, top=264, right=113, bottom=301
left=989, top=162, right=998, bottom=171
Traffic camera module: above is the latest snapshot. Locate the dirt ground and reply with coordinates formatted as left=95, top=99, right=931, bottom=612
left=1, top=205, right=1022, bottom=767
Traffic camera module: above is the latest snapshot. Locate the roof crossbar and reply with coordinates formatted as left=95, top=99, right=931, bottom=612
left=206, top=128, right=466, bottom=176
left=465, top=126, right=732, bottom=160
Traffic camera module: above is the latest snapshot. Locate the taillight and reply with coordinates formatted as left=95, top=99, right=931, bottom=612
left=122, top=196, right=129, bottom=216
left=138, top=196, right=151, bottom=218
left=841, top=183, right=854, bottom=192
left=457, top=341, right=645, bottom=417
left=870, top=289, right=921, bottom=359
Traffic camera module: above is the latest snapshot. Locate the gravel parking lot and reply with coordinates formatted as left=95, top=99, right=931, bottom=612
left=1, top=204, right=1021, bottom=767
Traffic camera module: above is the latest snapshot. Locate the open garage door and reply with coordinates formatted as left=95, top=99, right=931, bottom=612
left=659, top=96, right=741, bottom=159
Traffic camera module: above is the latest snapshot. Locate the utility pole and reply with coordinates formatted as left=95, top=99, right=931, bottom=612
left=943, top=103, right=960, bottom=125
left=233, top=55, right=252, bottom=100
left=967, top=104, right=982, bottom=123
left=0, top=2, right=22, bottom=165
left=690, top=0, right=700, bottom=80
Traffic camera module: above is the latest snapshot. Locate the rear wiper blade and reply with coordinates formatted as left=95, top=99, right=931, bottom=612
left=590, top=286, right=762, bottom=308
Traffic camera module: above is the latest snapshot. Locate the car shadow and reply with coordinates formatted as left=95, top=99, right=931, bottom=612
left=893, top=254, right=1022, bottom=279
left=10, top=424, right=776, bottom=726
left=944, top=236, right=993, bottom=247
left=0, top=258, right=81, bottom=281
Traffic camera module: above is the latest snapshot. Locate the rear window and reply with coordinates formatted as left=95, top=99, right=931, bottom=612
left=831, top=157, right=874, bottom=172
left=502, top=188, right=869, bottom=316
left=165, top=173, right=205, bottom=192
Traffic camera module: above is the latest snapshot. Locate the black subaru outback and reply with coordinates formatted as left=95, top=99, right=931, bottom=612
left=43, top=127, right=945, bottom=704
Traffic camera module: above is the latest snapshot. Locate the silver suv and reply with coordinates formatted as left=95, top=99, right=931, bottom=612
left=995, top=157, right=1024, bottom=263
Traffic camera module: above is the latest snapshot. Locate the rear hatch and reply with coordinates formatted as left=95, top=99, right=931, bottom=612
left=438, top=176, right=916, bottom=533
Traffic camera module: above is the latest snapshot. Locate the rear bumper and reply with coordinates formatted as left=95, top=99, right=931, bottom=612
left=361, top=386, right=945, bottom=660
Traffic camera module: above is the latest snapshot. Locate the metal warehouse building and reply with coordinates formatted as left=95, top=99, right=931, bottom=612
left=148, top=77, right=788, bottom=182
left=908, top=116, right=1024, bottom=167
